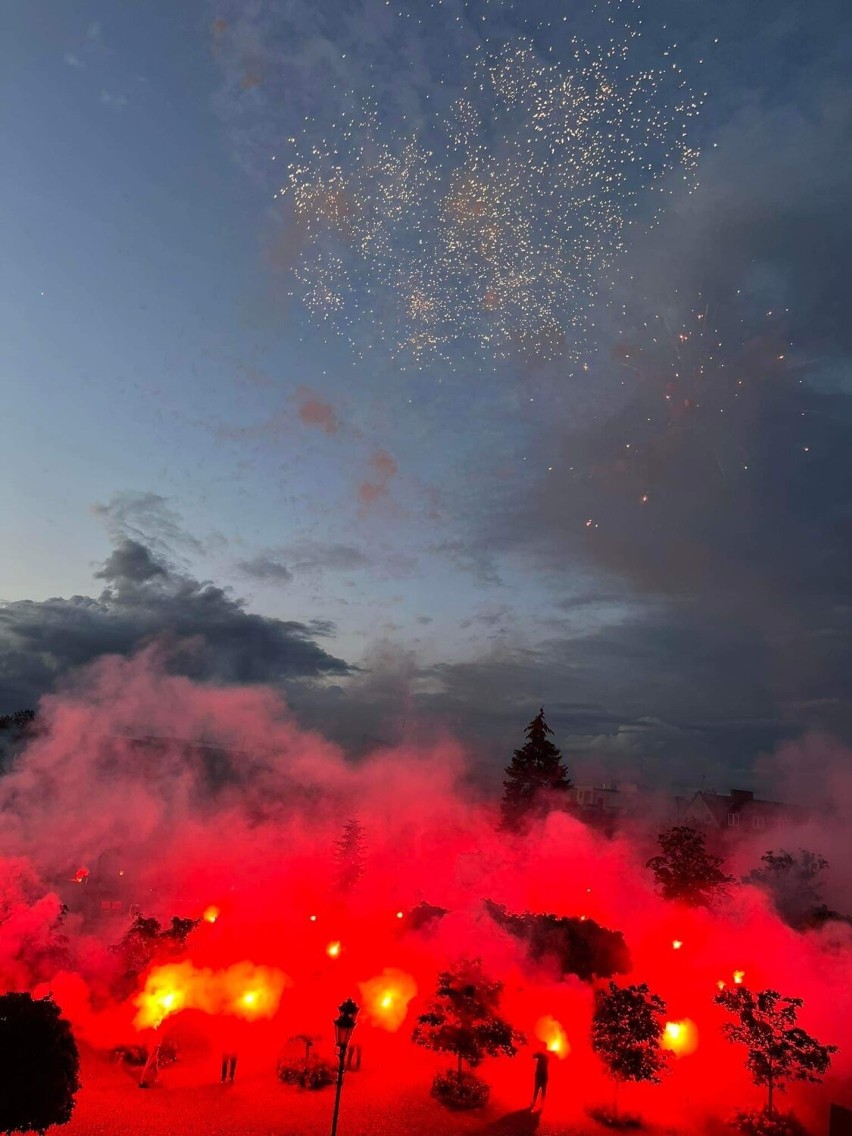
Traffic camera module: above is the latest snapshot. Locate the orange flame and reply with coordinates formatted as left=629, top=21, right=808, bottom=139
left=662, top=1019, right=698, bottom=1056
left=202, top=905, right=220, bottom=924
left=672, top=939, right=683, bottom=950
left=535, top=1015, right=570, bottom=1059
left=133, top=961, right=288, bottom=1030
left=358, top=969, right=417, bottom=1031
left=733, top=970, right=745, bottom=985
left=326, top=940, right=341, bottom=958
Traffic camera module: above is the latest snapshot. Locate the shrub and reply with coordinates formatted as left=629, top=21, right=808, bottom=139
left=113, top=1044, right=148, bottom=1066
left=588, top=1105, right=643, bottom=1129
left=731, top=1108, right=808, bottom=1136
left=430, top=1069, right=490, bottom=1110
left=277, top=1057, right=336, bottom=1090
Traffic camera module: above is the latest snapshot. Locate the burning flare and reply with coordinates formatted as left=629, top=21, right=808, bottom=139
left=202, top=905, right=220, bottom=924
left=359, top=969, right=417, bottom=1031
left=662, top=1018, right=698, bottom=1056
left=133, top=961, right=288, bottom=1030
left=535, top=1015, right=570, bottom=1058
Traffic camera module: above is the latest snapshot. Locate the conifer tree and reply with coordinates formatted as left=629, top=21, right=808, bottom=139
left=335, top=816, right=366, bottom=892
left=500, top=707, right=571, bottom=830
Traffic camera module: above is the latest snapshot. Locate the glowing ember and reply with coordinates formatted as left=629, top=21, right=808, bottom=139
left=662, top=1018, right=698, bottom=1056
left=395, top=911, right=404, bottom=919
left=202, top=905, right=220, bottom=924
left=733, top=970, right=745, bottom=985
left=359, top=968, right=418, bottom=1031
left=326, top=940, right=341, bottom=958
left=535, top=1015, right=570, bottom=1059
left=717, top=980, right=726, bottom=990
left=309, top=914, right=317, bottom=922
left=672, top=939, right=683, bottom=950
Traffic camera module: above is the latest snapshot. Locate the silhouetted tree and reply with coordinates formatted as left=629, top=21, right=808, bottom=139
left=647, top=826, right=735, bottom=906
left=485, top=900, right=631, bottom=981
left=745, top=850, right=829, bottom=929
left=113, top=913, right=199, bottom=985
left=335, top=816, right=366, bottom=892
left=715, top=985, right=836, bottom=1117
left=500, top=708, right=571, bottom=830
left=0, top=992, right=80, bottom=1134
left=412, top=959, right=524, bottom=1081
left=591, top=982, right=669, bottom=1118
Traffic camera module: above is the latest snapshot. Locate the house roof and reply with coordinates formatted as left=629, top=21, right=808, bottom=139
left=684, top=790, right=807, bottom=827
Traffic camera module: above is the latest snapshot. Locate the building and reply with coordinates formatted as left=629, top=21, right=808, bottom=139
left=680, top=788, right=806, bottom=834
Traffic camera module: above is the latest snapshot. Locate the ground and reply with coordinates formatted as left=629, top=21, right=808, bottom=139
left=61, top=1044, right=696, bottom=1136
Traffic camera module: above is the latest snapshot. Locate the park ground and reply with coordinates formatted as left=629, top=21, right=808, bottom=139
left=63, top=1041, right=721, bottom=1136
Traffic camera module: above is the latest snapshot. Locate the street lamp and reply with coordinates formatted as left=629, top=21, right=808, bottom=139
left=330, top=998, right=359, bottom=1136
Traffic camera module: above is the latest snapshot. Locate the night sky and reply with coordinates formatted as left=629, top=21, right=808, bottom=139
left=3, top=0, right=851, bottom=791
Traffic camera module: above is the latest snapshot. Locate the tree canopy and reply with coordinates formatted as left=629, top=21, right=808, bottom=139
left=745, top=849, right=829, bottom=929
left=0, top=992, right=80, bottom=1134
left=412, top=959, right=524, bottom=1076
left=485, top=900, right=631, bottom=982
left=647, top=825, right=735, bottom=906
left=715, top=985, right=836, bottom=1115
left=335, top=816, right=366, bottom=893
left=500, top=707, right=571, bottom=830
left=591, top=981, right=670, bottom=1088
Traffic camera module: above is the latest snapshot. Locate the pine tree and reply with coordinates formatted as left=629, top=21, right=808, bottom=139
left=500, top=707, right=571, bottom=830
left=591, top=981, right=669, bottom=1118
left=412, top=959, right=524, bottom=1081
left=335, top=816, right=366, bottom=893
left=715, top=985, right=836, bottom=1116
left=647, top=826, right=735, bottom=906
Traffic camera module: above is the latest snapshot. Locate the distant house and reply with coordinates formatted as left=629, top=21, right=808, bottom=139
left=573, top=781, right=644, bottom=813
left=680, top=789, right=806, bottom=834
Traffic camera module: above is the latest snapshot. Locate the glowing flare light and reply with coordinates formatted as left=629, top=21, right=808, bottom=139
left=535, top=1015, right=570, bottom=1059
left=359, top=969, right=417, bottom=1032
left=133, top=961, right=288, bottom=1030
left=662, top=1019, right=698, bottom=1056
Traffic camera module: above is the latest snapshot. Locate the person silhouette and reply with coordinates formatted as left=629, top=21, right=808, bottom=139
left=221, top=1051, right=238, bottom=1083
left=530, top=1050, right=550, bottom=1111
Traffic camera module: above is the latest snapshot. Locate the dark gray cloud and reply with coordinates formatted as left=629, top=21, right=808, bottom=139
left=236, top=542, right=372, bottom=583
left=0, top=539, right=349, bottom=712
left=235, top=554, right=293, bottom=583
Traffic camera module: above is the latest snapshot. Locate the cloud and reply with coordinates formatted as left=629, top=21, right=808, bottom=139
left=0, top=539, right=349, bottom=712
left=235, top=555, right=293, bottom=583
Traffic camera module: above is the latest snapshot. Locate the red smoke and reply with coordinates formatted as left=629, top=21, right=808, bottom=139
left=0, top=649, right=849, bottom=1130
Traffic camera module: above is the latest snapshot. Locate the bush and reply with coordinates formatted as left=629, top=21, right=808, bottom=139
left=731, top=1108, right=808, bottom=1136
left=113, top=1044, right=148, bottom=1066
left=588, top=1106, right=643, bottom=1129
left=0, top=992, right=80, bottom=1134
left=430, top=1069, right=490, bottom=1110
left=112, top=1039, right=178, bottom=1068
left=277, top=1057, right=336, bottom=1090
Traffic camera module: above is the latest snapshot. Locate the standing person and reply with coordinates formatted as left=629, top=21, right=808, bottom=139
left=530, top=1050, right=550, bottom=1111
left=221, top=1050, right=238, bottom=1084
left=139, top=1042, right=161, bottom=1089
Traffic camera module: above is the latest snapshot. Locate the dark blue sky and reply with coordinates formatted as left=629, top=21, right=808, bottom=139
left=3, top=0, right=851, bottom=791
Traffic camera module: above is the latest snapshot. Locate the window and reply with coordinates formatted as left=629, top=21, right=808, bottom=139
left=752, top=815, right=764, bottom=829
left=727, top=812, right=740, bottom=827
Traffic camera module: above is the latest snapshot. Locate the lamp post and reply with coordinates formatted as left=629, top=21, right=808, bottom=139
left=330, top=998, right=359, bottom=1136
